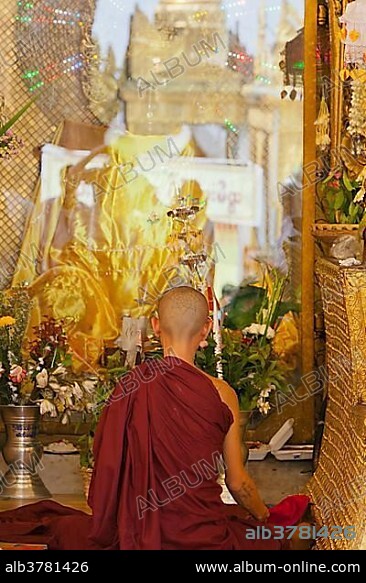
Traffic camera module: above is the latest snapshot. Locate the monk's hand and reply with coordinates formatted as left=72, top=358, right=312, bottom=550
left=253, top=505, right=270, bottom=523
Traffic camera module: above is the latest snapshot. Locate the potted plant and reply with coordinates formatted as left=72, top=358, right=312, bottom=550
left=0, top=306, right=98, bottom=499
left=26, top=317, right=98, bottom=425
left=79, top=350, right=128, bottom=499
left=196, top=263, right=298, bottom=462
left=0, top=285, right=49, bottom=499
left=317, top=167, right=364, bottom=225
left=314, top=166, right=365, bottom=248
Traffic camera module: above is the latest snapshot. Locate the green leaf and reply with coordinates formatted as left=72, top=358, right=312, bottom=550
left=322, top=174, right=334, bottom=185
left=326, top=191, right=335, bottom=207
left=334, top=191, right=345, bottom=210
left=343, top=172, right=353, bottom=192
left=0, top=97, right=37, bottom=138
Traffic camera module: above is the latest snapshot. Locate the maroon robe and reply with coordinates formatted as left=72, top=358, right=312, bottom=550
left=0, top=358, right=307, bottom=549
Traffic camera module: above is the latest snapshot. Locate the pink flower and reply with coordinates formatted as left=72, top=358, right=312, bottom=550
left=9, top=364, right=27, bottom=384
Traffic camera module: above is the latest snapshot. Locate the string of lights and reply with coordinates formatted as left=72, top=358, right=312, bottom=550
left=15, top=0, right=86, bottom=26
left=23, top=53, right=84, bottom=92
left=221, top=1, right=281, bottom=14
left=228, top=50, right=253, bottom=64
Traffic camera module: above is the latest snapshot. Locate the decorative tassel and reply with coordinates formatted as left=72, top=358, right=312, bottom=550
left=315, top=93, right=331, bottom=151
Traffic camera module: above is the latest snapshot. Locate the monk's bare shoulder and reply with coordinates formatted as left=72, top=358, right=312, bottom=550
left=201, top=370, right=239, bottom=415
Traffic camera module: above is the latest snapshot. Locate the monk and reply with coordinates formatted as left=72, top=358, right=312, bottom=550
left=86, top=286, right=305, bottom=550
left=0, top=286, right=308, bottom=550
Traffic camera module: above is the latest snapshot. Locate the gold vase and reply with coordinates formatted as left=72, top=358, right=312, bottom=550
left=0, top=405, right=51, bottom=499
left=239, top=410, right=252, bottom=465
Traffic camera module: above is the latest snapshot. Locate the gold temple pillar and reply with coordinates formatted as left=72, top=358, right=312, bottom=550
left=299, top=0, right=318, bottom=441
left=307, top=259, right=366, bottom=550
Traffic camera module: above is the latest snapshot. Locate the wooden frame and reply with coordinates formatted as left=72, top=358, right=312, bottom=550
left=300, top=0, right=318, bottom=441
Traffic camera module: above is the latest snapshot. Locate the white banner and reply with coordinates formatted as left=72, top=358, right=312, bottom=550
left=139, top=157, right=264, bottom=227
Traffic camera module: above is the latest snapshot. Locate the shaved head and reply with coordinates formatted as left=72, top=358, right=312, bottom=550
left=157, top=286, right=209, bottom=340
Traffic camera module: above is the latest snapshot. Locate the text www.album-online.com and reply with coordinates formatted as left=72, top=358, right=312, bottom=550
left=195, top=561, right=361, bottom=574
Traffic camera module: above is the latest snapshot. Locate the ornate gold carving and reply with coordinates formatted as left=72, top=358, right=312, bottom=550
left=81, top=1, right=244, bottom=132
left=328, top=1, right=350, bottom=165
left=307, top=258, right=366, bottom=550
left=81, top=31, right=124, bottom=125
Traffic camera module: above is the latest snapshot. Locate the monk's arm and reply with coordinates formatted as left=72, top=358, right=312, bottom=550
left=221, top=384, right=269, bottom=522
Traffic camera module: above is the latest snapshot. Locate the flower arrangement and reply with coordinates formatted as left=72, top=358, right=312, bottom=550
left=0, top=98, right=35, bottom=161
left=0, top=298, right=99, bottom=423
left=27, top=317, right=98, bottom=424
left=0, top=285, right=31, bottom=405
left=317, top=167, right=364, bottom=224
left=79, top=350, right=128, bottom=469
left=196, top=264, right=299, bottom=416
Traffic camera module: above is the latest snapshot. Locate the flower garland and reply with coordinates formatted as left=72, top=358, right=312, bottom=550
left=348, top=79, right=366, bottom=138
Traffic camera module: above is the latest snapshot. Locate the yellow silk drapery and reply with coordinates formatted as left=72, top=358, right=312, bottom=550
left=13, top=131, right=208, bottom=368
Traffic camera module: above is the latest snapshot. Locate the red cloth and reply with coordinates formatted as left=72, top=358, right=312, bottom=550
left=0, top=358, right=309, bottom=550
left=269, top=495, right=309, bottom=527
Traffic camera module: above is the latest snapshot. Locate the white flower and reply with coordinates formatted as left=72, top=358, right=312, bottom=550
left=39, top=399, right=57, bottom=417
left=36, top=369, right=48, bottom=388
left=57, top=386, right=74, bottom=408
left=86, top=403, right=95, bottom=414
left=82, top=379, right=97, bottom=394
left=266, top=327, right=276, bottom=340
left=354, top=187, right=366, bottom=203
left=260, top=384, right=276, bottom=399
left=0, top=362, right=5, bottom=377
left=260, top=388, right=271, bottom=399
left=53, top=365, right=67, bottom=376
left=38, top=358, right=44, bottom=366
left=243, top=323, right=276, bottom=339
left=257, top=398, right=271, bottom=415
left=72, top=382, right=83, bottom=400
left=49, top=381, right=61, bottom=391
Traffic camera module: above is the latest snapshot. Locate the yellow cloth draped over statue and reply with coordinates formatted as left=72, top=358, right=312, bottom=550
left=12, top=126, right=209, bottom=367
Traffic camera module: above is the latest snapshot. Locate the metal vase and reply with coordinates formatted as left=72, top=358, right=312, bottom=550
left=0, top=405, right=51, bottom=499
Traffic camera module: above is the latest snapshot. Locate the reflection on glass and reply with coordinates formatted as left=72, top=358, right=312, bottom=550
left=12, top=0, right=304, bottom=378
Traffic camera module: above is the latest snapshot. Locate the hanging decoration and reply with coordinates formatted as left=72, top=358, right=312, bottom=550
left=346, top=78, right=366, bottom=165
left=167, top=188, right=208, bottom=293
left=315, top=91, right=331, bottom=152
left=339, top=0, right=366, bottom=80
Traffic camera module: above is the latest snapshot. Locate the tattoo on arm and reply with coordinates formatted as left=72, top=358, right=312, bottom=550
left=229, top=481, right=257, bottom=509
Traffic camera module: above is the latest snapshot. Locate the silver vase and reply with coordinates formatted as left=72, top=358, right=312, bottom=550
left=0, top=405, right=51, bottom=499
